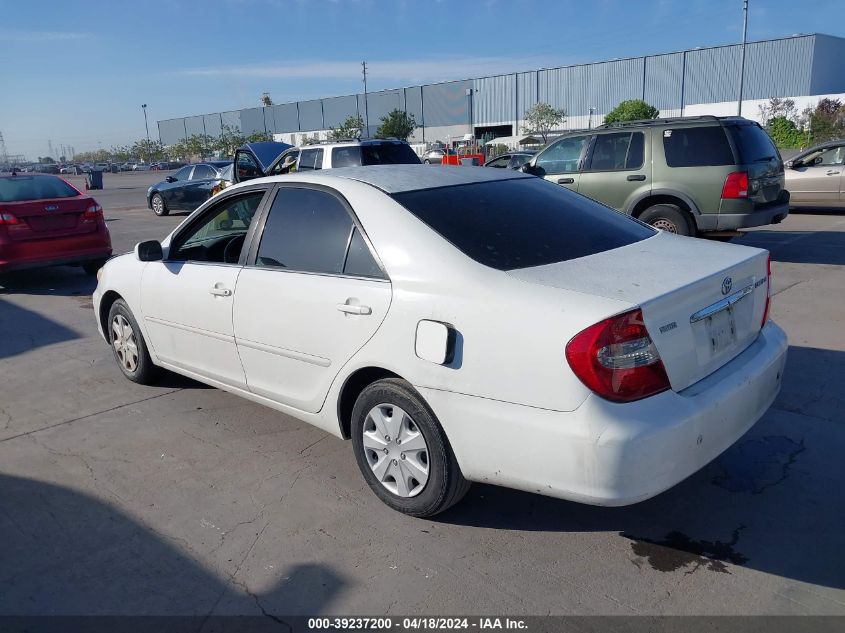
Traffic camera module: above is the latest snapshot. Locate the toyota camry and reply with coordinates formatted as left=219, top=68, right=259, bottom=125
left=93, top=165, right=787, bottom=517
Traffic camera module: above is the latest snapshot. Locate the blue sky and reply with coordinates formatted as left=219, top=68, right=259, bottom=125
left=2, top=0, right=844, bottom=159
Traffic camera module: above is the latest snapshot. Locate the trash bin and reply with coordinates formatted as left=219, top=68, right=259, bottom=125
left=110, top=164, right=119, bottom=174
left=87, top=170, right=104, bottom=190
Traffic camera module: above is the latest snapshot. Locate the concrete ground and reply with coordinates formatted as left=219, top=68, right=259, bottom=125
left=1, top=171, right=843, bottom=616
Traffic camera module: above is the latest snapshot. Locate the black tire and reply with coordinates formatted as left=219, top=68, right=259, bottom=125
left=107, top=299, right=160, bottom=385
left=151, top=193, right=169, bottom=217
left=82, top=258, right=108, bottom=276
left=639, top=204, right=694, bottom=236
left=351, top=378, right=470, bottom=517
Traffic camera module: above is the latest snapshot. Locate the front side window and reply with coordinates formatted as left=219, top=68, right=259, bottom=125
left=663, top=126, right=734, bottom=167
left=486, top=156, right=511, bottom=169
left=171, top=166, right=192, bottom=181
left=298, top=148, right=324, bottom=171
left=814, top=146, right=845, bottom=166
left=170, top=191, right=265, bottom=263
left=587, top=132, right=644, bottom=171
left=534, top=135, right=589, bottom=174
left=255, top=187, right=353, bottom=273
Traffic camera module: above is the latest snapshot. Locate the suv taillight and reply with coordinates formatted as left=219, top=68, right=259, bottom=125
left=721, top=171, right=749, bottom=199
left=0, top=212, right=20, bottom=225
left=761, top=252, right=772, bottom=328
left=565, top=308, right=670, bottom=403
left=82, top=203, right=103, bottom=221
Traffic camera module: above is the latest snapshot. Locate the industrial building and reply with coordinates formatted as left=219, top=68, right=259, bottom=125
left=157, top=33, right=845, bottom=148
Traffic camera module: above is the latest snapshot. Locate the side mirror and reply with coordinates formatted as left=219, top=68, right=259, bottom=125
left=165, top=175, right=176, bottom=183
left=784, top=160, right=793, bottom=169
left=135, top=240, right=163, bottom=262
left=520, top=163, right=540, bottom=175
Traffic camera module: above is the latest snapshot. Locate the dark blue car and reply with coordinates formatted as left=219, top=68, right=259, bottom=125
left=147, top=161, right=231, bottom=216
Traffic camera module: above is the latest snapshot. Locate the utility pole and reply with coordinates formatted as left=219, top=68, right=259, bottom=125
left=737, top=0, right=749, bottom=115
left=0, top=131, right=7, bottom=166
left=142, top=104, right=151, bottom=164
left=362, top=61, right=370, bottom=138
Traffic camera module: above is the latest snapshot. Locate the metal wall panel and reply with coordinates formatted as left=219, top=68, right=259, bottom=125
left=269, top=103, right=299, bottom=133
left=422, top=80, right=471, bottom=127
left=240, top=107, right=266, bottom=135
left=810, top=34, right=845, bottom=94
left=322, top=95, right=359, bottom=128
left=158, top=119, right=187, bottom=145
left=541, top=65, right=589, bottom=116
left=298, top=100, right=324, bottom=131
left=587, top=58, right=644, bottom=114
left=203, top=113, right=222, bottom=138
left=473, top=74, right=515, bottom=124
left=684, top=45, right=741, bottom=105
left=404, top=86, right=424, bottom=125
left=516, top=71, right=538, bottom=123
left=744, top=36, right=814, bottom=99
left=220, top=111, right=241, bottom=132
left=365, top=89, right=404, bottom=125
left=184, top=115, right=206, bottom=137
left=644, top=52, right=684, bottom=110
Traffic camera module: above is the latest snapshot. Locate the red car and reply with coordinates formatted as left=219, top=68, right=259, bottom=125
left=0, top=173, right=112, bottom=275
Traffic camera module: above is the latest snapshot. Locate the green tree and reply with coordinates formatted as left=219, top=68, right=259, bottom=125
left=246, top=130, right=273, bottom=143
left=215, top=124, right=246, bottom=156
left=38, top=156, right=56, bottom=164
left=765, top=116, right=804, bottom=149
left=522, top=102, right=566, bottom=143
left=376, top=109, right=417, bottom=141
left=603, top=99, right=660, bottom=125
left=330, top=114, right=364, bottom=140
left=804, top=98, right=844, bottom=145
left=261, top=92, right=273, bottom=107
left=131, top=139, right=165, bottom=162
left=185, top=134, right=214, bottom=160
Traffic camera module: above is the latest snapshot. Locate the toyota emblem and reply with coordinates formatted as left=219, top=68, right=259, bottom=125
left=721, top=276, right=733, bottom=295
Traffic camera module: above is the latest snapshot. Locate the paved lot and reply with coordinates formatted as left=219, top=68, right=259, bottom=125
left=1, top=172, right=843, bottom=616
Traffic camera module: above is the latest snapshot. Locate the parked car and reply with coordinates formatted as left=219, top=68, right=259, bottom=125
left=147, top=162, right=232, bottom=216
left=94, top=165, right=785, bottom=517
left=522, top=116, right=789, bottom=236
left=422, top=148, right=452, bottom=164
left=484, top=151, right=536, bottom=170
left=59, top=165, right=82, bottom=175
left=0, top=173, right=112, bottom=275
left=234, top=139, right=420, bottom=184
left=132, top=163, right=151, bottom=171
left=784, top=139, right=844, bottom=208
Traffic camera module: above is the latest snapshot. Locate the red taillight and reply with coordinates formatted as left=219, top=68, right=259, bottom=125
left=721, top=171, right=749, bottom=199
left=761, top=252, right=772, bottom=328
left=565, top=308, right=670, bottom=403
left=82, top=203, right=103, bottom=221
left=0, top=212, right=20, bottom=225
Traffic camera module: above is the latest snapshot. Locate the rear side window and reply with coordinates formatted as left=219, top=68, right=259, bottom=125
left=298, top=148, right=324, bottom=171
left=663, top=126, right=734, bottom=167
left=191, top=165, right=217, bottom=180
left=255, top=187, right=352, bottom=273
left=0, top=176, right=79, bottom=202
left=727, top=124, right=779, bottom=164
left=331, top=146, right=362, bottom=168
left=392, top=178, right=654, bottom=271
left=344, top=228, right=384, bottom=279
left=587, top=132, right=644, bottom=171
left=361, top=143, right=421, bottom=165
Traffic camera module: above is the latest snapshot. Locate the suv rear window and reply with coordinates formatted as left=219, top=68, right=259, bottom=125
left=392, top=178, right=654, bottom=271
left=663, top=126, right=734, bottom=167
left=361, top=143, right=420, bottom=165
left=0, top=176, right=79, bottom=202
left=727, top=123, right=779, bottom=164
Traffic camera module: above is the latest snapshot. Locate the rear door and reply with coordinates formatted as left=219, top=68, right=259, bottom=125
left=532, top=134, right=590, bottom=192
left=0, top=176, right=95, bottom=242
left=578, top=131, right=648, bottom=210
left=233, top=185, right=391, bottom=413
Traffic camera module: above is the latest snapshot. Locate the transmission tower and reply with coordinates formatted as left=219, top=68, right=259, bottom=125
left=0, top=131, right=8, bottom=165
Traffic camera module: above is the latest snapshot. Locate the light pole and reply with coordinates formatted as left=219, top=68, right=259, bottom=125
left=141, top=104, right=151, bottom=164
left=737, top=0, right=749, bottom=115
left=588, top=107, right=596, bottom=129
left=361, top=62, right=370, bottom=138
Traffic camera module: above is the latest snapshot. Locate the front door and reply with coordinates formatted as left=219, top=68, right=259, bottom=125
left=140, top=189, right=268, bottom=388
left=233, top=185, right=391, bottom=413
left=788, top=145, right=845, bottom=206
left=578, top=131, right=648, bottom=210
left=532, top=134, right=590, bottom=192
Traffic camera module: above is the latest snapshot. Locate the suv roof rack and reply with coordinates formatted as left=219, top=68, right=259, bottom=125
left=302, top=137, right=406, bottom=146
left=596, top=115, right=744, bottom=130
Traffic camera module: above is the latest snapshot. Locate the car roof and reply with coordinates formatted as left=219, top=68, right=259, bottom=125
left=321, top=164, right=531, bottom=194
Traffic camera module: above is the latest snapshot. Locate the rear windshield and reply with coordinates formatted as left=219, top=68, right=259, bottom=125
left=663, top=126, right=734, bottom=167
left=362, top=143, right=421, bottom=165
left=727, top=123, right=779, bottom=164
left=0, top=176, right=79, bottom=202
left=391, top=178, right=654, bottom=271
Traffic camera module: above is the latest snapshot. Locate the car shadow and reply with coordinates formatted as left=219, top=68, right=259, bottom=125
left=736, top=230, right=845, bottom=265
left=0, top=473, right=349, bottom=617
left=0, top=266, right=97, bottom=297
left=437, top=344, right=845, bottom=590
left=0, top=297, right=81, bottom=360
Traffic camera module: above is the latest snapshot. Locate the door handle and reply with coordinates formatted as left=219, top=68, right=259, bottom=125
left=557, top=177, right=574, bottom=184
left=209, top=287, right=232, bottom=297
left=826, top=170, right=841, bottom=176
left=627, top=174, right=647, bottom=181
left=337, top=304, right=372, bottom=315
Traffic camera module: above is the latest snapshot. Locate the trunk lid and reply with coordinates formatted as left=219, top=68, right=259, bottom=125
left=507, top=231, right=770, bottom=392
left=2, top=196, right=96, bottom=240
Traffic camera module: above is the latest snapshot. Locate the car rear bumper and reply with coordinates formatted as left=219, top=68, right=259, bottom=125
left=0, top=231, right=112, bottom=273
left=417, top=321, right=787, bottom=506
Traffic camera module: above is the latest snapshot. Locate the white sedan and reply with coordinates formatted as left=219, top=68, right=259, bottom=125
left=93, top=165, right=787, bottom=517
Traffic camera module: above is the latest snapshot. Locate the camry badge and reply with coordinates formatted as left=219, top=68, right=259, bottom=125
left=721, top=277, right=733, bottom=295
